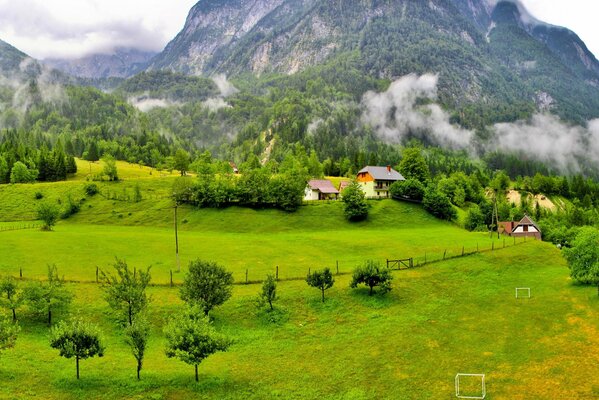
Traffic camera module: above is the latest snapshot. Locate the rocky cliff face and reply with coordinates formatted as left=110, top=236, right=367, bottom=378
left=43, top=48, right=156, bottom=79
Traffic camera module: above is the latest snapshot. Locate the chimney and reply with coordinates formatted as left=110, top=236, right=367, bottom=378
left=387, top=165, right=391, bottom=173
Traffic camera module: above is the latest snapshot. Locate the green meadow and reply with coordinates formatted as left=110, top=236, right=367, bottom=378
left=0, top=170, right=598, bottom=399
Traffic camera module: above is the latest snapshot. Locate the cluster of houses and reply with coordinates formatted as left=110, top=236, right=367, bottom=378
left=304, top=165, right=405, bottom=201
left=304, top=165, right=542, bottom=239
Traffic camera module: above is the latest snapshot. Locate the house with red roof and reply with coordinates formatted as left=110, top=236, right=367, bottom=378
left=304, top=179, right=340, bottom=201
left=356, top=165, right=405, bottom=198
left=499, top=215, right=542, bottom=240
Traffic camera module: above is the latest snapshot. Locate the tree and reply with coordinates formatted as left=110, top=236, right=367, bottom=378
left=25, top=265, right=72, bottom=325
left=342, top=181, right=368, bottom=221
left=37, top=202, right=60, bottom=231
left=102, top=155, right=118, bottom=181
left=422, top=187, right=457, bottom=221
left=164, top=306, right=230, bottom=382
left=10, top=161, right=37, bottom=183
left=563, top=227, right=599, bottom=296
left=180, top=260, right=234, bottom=315
left=306, top=268, right=335, bottom=302
left=259, top=274, right=277, bottom=311
left=399, top=147, right=429, bottom=183
left=0, top=276, right=24, bottom=321
left=100, top=259, right=151, bottom=326
left=50, top=319, right=105, bottom=379
left=124, top=316, right=149, bottom=380
left=350, top=260, right=393, bottom=296
left=85, top=141, right=99, bottom=162
left=0, top=314, right=19, bottom=355
left=174, top=149, right=191, bottom=176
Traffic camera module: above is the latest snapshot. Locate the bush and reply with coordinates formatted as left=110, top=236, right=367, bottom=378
left=61, top=195, right=81, bottom=219
left=84, top=183, right=99, bottom=196
left=37, top=202, right=60, bottom=230
left=464, top=205, right=485, bottom=231
left=423, top=187, right=457, bottom=221
left=350, top=260, right=393, bottom=296
left=34, top=191, right=44, bottom=200
left=389, top=179, right=425, bottom=201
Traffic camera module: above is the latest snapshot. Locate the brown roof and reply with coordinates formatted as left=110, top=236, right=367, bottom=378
left=339, top=181, right=351, bottom=191
left=307, top=179, right=339, bottom=194
left=517, top=215, right=541, bottom=232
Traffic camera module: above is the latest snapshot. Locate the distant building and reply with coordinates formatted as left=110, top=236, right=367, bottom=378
left=338, top=180, right=351, bottom=194
left=304, top=179, right=340, bottom=201
left=499, top=215, right=541, bottom=240
left=356, top=166, right=405, bottom=198
left=229, top=162, right=239, bottom=174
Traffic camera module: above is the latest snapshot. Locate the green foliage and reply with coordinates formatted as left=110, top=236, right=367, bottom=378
left=399, top=148, right=430, bottom=183
left=350, top=260, right=393, bottom=296
left=124, top=316, right=150, bottom=380
left=342, top=181, right=368, bottom=221
left=174, top=149, right=190, bottom=176
left=422, top=187, right=457, bottom=221
left=84, top=183, right=99, bottom=196
left=10, top=161, right=37, bottom=183
left=100, top=259, right=151, bottom=326
left=306, top=268, right=335, bottom=302
left=24, top=264, right=73, bottom=325
left=258, top=274, right=277, bottom=311
left=102, top=155, right=118, bottom=181
left=180, top=260, right=234, bottom=316
left=0, top=276, right=24, bottom=321
left=164, top=306, right=231, bottom=382
left=464, top=205, right=486, bottom=232
left=563, top=227, right=599, bottom=290
left=389, top=178, right=425, bottom=201
left=49, top=318, right=105, bottom=379
left=37, top=201, right=59, bottom=230
left=0, top=314, right=19, bottom=355
left=61, top=194, right=81, bottom=219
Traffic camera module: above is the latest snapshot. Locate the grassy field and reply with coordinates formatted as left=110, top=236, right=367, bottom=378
left=0, top=175, right=597, bottom=399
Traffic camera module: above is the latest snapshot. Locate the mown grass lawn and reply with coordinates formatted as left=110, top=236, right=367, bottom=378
left=0, top=242, right=597, bottom=399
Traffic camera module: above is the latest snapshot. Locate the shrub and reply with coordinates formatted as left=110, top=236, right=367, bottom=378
left=84, top=183, right=99, bottom=196
left=389, top=179, right=425, bottom=201
left=342, top=181, right=368, bottom=221
left=423, top=187, right=457, bottom=221
left=37, top=202, right=60, bottom=230
left=34, top=191, right=44, bottom=200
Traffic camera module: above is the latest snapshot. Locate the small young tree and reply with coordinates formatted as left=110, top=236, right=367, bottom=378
left=25, top=264, right=73, bottom=325
left=180, top=260, right=234, bottom=316
left=342, top=181, right=368, bottom=221
left=102, top=155, right=118, bottom=181
left=124, top=316, right=149, bottom=380
left=0, top=314, right=19, bottom=355
left=50, top=319, right=105, bottom=379
left=173, top=149, right=191, bottom=176
left=164, top=306, right=231, bottom=382
left=259, top=274, right=277, bottom=311
left=0, top=276, right=24, bottom=321
left=100, top=259, right=151, bottom=326
left=306, top=268, right=335, bottom=302
left=350, top=260, right=393, bottom=296
left=37, top=202, right=60, bottom=230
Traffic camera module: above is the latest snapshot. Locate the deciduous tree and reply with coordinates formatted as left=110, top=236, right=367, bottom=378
left=350, top=260, right=393, bottom=296
left=164, top=306, right=230, bottom=382
left=50, top=319, right=105, bottom=379
left=306, top=268, right=335, bottom=302
left=25, top=265, right=72, bottom=325
left=180, top=260, right=234, bottom=316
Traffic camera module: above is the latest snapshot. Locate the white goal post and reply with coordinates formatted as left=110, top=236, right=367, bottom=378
left=515, top=288, right=531, bottom=298
left=455, top=373, right=486, bottom=399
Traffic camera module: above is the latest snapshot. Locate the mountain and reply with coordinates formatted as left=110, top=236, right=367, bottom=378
left=148, top=0, right=599, bottom=124
left=0, top=38, right=29, bottom=75
left=44, top=48, right=157, bottom=79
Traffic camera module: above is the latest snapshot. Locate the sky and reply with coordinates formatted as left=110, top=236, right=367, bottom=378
left=0, top=0, right=597, bottom=60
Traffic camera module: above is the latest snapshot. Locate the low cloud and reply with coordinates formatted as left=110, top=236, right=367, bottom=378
left=212, top=74, right=239, bottom=98
left=202, top=98, right=231, bottom=112
left=361, top=74, right=474, bottom=149
left=128, top=93, right=179, bottom=112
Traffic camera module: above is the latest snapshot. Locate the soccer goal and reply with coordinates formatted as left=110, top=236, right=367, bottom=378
left=515, top=287, right=531, bottom=299
left=455, top=373, right=486, bottom=399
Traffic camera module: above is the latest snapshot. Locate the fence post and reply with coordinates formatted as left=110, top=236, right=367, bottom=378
left=19, top=267, right=22, bottom=279
left=386, top=258, right=389, bottom=268
left=276, top=266, right=279, bottom=281
left=170, top=270, right=173, bottom=287
left=443, top=250, right=447, bottom=260
left=492, top=242, right=495, bottom=251
left=503, top=238, right=505, bottom=248
left=245, top=269, right=248, bottom=284
left=96, top=266, right=99, bottom=283
left=410, top=258, right=413, bottom=268
left=461, top=246, right=464, bottom=256
left=308, top=267, right=311, bottom=276
left=336, top=260, right=339, bottom=275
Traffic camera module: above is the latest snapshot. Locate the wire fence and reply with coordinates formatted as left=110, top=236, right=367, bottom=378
left=3, top=235, right=536, bottom=286
left=0, top=223, right=41, bottom=232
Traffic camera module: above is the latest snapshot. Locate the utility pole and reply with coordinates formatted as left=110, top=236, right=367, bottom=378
left=174, top=201, right=180, bottom=272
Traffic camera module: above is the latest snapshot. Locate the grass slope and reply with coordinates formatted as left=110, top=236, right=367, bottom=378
left=1, top=243, right=597, bottom=399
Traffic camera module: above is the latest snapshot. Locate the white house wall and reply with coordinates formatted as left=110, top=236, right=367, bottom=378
left=513, top=226, right=539, bottom=233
